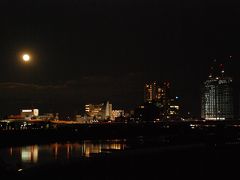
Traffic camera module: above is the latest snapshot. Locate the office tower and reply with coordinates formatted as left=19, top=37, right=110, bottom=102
left=144, top=81, right=163, bottom=103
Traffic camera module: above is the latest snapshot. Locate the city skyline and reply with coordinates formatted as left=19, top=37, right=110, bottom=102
left=0, top=1, right=240, bottom=117
left=1, top=1, right=240, bottom=179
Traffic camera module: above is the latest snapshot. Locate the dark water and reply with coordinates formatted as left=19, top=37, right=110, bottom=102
left=0, top=139, right=127, bottom=171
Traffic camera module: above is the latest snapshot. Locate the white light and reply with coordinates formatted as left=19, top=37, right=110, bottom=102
left=22, top=54, right=30, bottom=62
left=22, top=110, right=32, bottom=113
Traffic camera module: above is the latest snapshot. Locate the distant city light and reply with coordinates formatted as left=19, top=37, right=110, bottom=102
left=176, top=96, right=179, bottom=100
left=22, top=110, right=33, bottom=113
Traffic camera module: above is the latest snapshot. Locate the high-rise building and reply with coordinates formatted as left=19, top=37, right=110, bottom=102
left=144, top=82, right=163, bottom=103
left=143, top=81, right=179, bottom=120
left=201, top=62, right=234, bottom=120
left=144, top=81, right=167, bottom=103
left=162, top=81, right=171, bottom=105
left=168, top=97, right=180, bottom=119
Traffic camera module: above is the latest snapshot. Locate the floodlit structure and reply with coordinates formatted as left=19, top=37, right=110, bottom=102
left=112, top=110, right=124, bottom=119
left=201, top=62, right=234, bottom=120
left=21, top=109, right=39, bottom=119
left=85, top=101, right=113, bottom=121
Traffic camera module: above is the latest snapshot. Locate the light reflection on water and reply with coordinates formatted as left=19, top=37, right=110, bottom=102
left=0, top=140, right=126, bottom=169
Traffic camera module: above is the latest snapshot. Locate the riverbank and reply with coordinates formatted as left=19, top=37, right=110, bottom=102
left=0, top=121, right=239, bottom=147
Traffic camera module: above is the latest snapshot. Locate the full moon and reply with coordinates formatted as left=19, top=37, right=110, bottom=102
left=22, top=54, right=30, bottom=62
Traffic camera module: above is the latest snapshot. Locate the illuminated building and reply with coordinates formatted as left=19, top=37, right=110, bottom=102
left=144, top=81, right=163, bottom=103
left=21, top=109, right=39, bottom=120
left=144, top=81, right=170, bottom=105
left=168, top=97, right=180, bottom=119
left=85, top=101, right=113, bottom=121
left=112, top=110, right=124, bottom=120
left=75, top=115, right=90, bottom=124
left=169, top=105, right=179, bottom=115
left=142, top=81, right=180, bottom=120
left=162, top=81, right=171, bottom=106
left=85, top=104, right=103, bottom=119
left=201, top=62, right=234, bottom=120
left=38, top=113, right=58, bottom=121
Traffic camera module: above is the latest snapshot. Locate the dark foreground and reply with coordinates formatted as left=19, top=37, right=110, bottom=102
left=1, top=142, right=240, bottom=179
left=1, top=121, right=240, bottom=179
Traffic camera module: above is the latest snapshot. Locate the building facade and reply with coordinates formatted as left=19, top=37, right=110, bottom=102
left=144, top=82, right=163, bottom=103
left=201, top=62, right=234, bottom=120
left=112, top=110, right=124, bottom=119
left=85, top=101, right=113, bottom=121
left=21, top=109, right=39, bottom=120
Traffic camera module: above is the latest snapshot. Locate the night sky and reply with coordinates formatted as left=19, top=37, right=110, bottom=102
left=0, top=0, right=240, bottom=117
